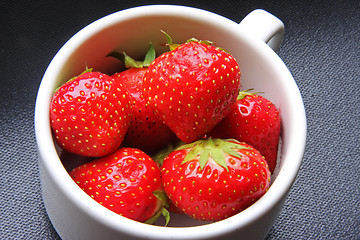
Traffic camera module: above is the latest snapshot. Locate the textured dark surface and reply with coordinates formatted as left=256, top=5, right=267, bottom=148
left=1, top=0, right=359, bottom=239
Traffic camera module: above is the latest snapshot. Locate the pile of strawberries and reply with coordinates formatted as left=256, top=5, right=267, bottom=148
left=50, top=32, right=281, bottom=225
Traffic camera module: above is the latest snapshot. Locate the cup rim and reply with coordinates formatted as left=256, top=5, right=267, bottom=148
left=35, top=5, right=306, bottom=239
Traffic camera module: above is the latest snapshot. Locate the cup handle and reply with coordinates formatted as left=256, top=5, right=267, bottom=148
left=238, top=9, right=285, bottom=51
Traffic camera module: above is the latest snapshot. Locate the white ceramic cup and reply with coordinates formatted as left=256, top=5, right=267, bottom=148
left=35, top=5, right=306, bottom=240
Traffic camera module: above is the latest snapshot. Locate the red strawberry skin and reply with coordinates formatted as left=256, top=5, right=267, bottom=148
left=161, top=139, right=270, bottom=222
left=69, top=148, right=163, bottom=223
left=210, top=94, right=281, bottom=173
left=143, top=42, right=241, bottom=143
left=112, top=68, right=177, bottom=154
left=50, top=72, right=132, bottom=157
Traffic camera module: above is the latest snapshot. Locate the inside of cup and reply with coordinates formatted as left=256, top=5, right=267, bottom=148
left=51, top=9, right=294, bottom=228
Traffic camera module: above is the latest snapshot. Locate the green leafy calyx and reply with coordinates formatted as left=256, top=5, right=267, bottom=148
left=176, top=138, right=249, bottom=172
left=54, top=67, right=93, bottom=93
left=161, top=30, right=215, bottom=51
left=237, top=88, right=263, bottom=100
left=152, top=140, right=185, bottom=166
left=144, top=190, right=170, bottom=226
left=107, top=42, right=155, bottom=68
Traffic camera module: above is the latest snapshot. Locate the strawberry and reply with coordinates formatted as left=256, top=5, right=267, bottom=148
left=50, top=69, right=132, bottom=157
left=110, top=45, right=177, bottom=154
left=210, top=90, right=281, bottom=173
left=143, top=34, right=241, bottom=143
left=69, top=148, right=169, bottom=224
left=161, top=138, right=270, bottom=222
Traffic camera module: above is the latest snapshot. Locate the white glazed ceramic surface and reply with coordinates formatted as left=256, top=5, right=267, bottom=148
left=35, top=5, right=306, bottom=240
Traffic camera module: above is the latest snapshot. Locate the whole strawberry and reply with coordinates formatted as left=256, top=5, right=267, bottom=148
left=110, top=45, right=177, bottom=154
left=143, top=35, right=241, bottom=143
left=50, top=70, right=132, bottom=157
left=161, top=138, right=270, bottom=222
left=210, top=90, right=281, bottom=173
left=70, top=148, right=167, bottom=224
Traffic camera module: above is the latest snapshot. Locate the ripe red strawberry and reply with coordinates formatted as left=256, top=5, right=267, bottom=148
left=50, top=70, right=132, bottom=157
left=112, top=68, right=176, bottom=154
left=210, top=90, right=281, bottom=173
left=161, top=138, right=270, bottom=222
left=143, top=36, right=241, bottom=143
left=110, top=45, right=178, bottom=154
left=70, top=148, right=168, bottom=224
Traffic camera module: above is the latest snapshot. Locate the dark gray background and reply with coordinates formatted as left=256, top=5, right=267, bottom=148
left=1, top=0, right=359, bottom=239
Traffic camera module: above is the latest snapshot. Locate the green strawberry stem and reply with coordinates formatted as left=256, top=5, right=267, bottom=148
left=152, top=190, right=170, bottom=209
left=70, top=67, right=93, bottom=81
left=237, top=88, right=264, bottom=100
left=54, top=67, right=93, bottom=92
left=161, top=30, right=213, bottom=50
left=186, top=38, right=214, bottom=46
left=176, top=138, right=249, bottom=172
left=145, top=190, right=170, bottom=226
left=143, top=43, right=156, bottom=66
left=161, top=30, right=229, bottom=53
left=152, top=140, right=185, bottom=166
left=107, top=42, right=155, bottom=68
left=161, top=30, right=180, bottom=51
